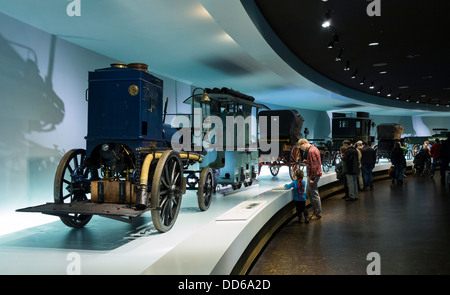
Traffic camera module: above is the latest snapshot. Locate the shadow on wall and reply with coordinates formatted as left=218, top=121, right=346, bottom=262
left=0, top=33, right=65, bottom=206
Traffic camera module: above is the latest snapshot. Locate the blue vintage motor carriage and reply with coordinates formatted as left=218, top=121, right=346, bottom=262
left=17, top=63, right=269, bottom=233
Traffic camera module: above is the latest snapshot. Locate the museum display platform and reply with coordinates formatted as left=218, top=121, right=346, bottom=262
left=0, top=161, right=406, bottom=275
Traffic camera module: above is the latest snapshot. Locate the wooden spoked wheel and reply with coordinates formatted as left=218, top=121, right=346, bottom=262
left=269, top=162, right=280, bottom=176
left=54, top=149, right=93, bottom=228
left=322, top=150, right=332, bottom=173
left=151, top=150, right=184, bottom=233
left=289, top=146, right=301, bottom=180
left=197, top=167, right=213, bottom=211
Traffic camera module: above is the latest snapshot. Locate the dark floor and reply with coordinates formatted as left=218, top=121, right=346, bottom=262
left=249, top=174, right=450, bottom=275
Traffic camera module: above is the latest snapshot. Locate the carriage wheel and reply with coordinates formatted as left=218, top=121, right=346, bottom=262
left=322, top=151, right=332, bottom=173
left=289, top=146, right=301, bottom=180
left=54, top=149, right=93, bottom=228
left=197, top=168, right=213, bottom=211
left=151, top=150, right=184, bottom=233
left=269, top=161, right=280, bottom=176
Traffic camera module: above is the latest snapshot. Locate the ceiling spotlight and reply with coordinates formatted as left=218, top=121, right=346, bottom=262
left=396, top=93, right=402, bottom=100
left=335, top=48, right=343, bottom=61
left=369, top=82, right=375, bottom=89
left=328, top=33, right=339, bottom=49
left=351, top=69, right=358, bottom=79
left=387, top=89, right=392, bottom=97
left=377, top=87, right=383, bottom=94
left=344, top=60, right=350, bottom=71
left=360, top=75, right=366, bottom=85
left=322, top=10, right=332, bottom=28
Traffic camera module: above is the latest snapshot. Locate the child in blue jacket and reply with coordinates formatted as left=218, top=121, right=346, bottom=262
left=285, top=169, right=309, bottom=224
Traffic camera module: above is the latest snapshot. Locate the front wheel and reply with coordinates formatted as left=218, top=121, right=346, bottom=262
left=54, top=149, right=93, bottom=228
left=197, top=168, right=213, bottom=211
left=151, top=150, right=184, bottom=233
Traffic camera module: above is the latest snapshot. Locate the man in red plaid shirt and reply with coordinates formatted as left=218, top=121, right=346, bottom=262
left=298, top=138, right=322, bottom=220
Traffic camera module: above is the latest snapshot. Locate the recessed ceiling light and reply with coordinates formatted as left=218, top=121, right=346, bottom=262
left=398, top=86, right=409, bottom=89
left=379, top=71, right=387, bottom=74
left=373, top=62, right=388, bottom=67
left=369, top=42, right=379, bottom=46
left=407, top=54, right=421, bottom=59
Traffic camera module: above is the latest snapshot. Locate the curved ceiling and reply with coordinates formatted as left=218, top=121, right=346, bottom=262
left=0, top=0, right=449, bottom=116
left=243, top=0, right=450, bottom=112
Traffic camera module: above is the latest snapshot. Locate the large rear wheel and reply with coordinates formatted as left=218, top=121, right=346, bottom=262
left=54, top=149, right=93, bottom=228
left=289, top=146, right=301, bottom=180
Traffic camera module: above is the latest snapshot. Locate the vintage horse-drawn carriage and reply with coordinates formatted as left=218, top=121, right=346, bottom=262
left=308, top=112, right=375, bottom=171
left=374, top=123, right=405, bottom=161
left=258, top=110, right=304, bottom=180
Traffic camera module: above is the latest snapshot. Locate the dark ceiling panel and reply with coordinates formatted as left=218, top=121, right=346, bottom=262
left=249, top=0, right=450, bottom=110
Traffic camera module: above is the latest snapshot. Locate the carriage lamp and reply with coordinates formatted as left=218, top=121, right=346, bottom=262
left=201, top=91, right=211, bottom=134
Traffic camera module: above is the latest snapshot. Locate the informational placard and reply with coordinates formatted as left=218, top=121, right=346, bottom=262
left=215, top=200, right=267, bottom=221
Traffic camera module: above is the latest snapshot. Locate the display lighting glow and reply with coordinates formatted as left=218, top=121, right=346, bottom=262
left=322, top=10, right=332, bottom=28
left=322, top=20, right=331, bottom=28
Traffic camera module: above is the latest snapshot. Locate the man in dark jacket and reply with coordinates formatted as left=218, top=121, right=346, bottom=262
left=361, top=142, right=377, bottom=190
left=439, top=134, right=450, bottom=185
left=342, top=142, right=360, bottom=201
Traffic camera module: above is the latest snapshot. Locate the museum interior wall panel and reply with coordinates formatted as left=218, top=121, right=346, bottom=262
left=0, top=12, right=196, bottom=236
